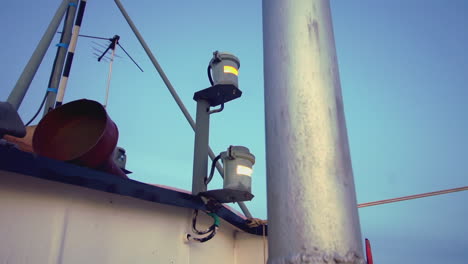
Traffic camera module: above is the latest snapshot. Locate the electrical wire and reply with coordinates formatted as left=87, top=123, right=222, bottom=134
left=191, top=210, right=215, bottom=235
left=187, top=227, right=218, bottom=243
left=187, top=210, right=219, bottom=243
left=205, top=154, right=221, bottom=185
left=358, top=186, right=468, bottom=208
left=241, top=186, right=468, bottom=231
left=207, top=64, right=214, bottom=85
left=25, top=91, right=48, bottom=126
left=207, top=51, right=222, bottom=86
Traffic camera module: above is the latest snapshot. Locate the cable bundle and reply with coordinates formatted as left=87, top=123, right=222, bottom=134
left=187, top=210, right=219, bottom=243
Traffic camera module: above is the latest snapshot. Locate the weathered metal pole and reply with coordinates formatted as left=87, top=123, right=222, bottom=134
left=192, top=99, right=210, bottom=195
left=7, top=0, right=70, bottom=110
left=263, top=1, right=364, bottom=263
left=55, top=0, right=88, bottom=107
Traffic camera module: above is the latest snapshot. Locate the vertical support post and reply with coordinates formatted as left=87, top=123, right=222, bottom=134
left=7, top=0, right=70, bottom=111
left=113, top=0, right=253, bottom=218
left=55, top=0, right=88, bottom=107
left=263, top=0, right=364, bottom=263
left=192, top=99, right=210, bottom=195
left=43, top=0, right=78, bottom=116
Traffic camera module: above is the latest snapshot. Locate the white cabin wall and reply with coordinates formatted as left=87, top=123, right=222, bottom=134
left=235, top=231, right=268, bottom=264
left=0, top=171, right=265, bottom=264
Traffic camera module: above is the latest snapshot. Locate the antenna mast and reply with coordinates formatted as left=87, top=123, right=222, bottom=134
left=7, top=0, right=70, bottom=111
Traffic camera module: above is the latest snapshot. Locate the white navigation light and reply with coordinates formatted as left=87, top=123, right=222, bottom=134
left=223, top=65, right=239, bottom=76
left=221, top=146, right=255, bottom=194
left=209, top=51, right=240, bottom=88
left=199, top=147, right=256, bottom=203
left=236, top=165, right=253, bottom=177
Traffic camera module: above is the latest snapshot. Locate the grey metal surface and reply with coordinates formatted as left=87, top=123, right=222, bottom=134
left=7, top=0, right=69, bottom=111
left=43, top=0, right=78, bottom=116
left=201, top=188, right=253, bottom=203
left=112, top=146, right=129, bottom=172
left=263, top=0, right=364, bottom=263
left=0, top=102, right=26, bottom=138
left=114, top=0, right=253, bottom=218
left=237, top=200, right=252, bottom=218
left=221, top=146, right=255, bottom=194
left=210, top=51, right=240, bottom=88
left=192, top=99, right=210, bottom=195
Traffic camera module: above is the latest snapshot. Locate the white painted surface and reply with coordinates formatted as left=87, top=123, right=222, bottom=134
left=0, top=171, right=266, bottom=264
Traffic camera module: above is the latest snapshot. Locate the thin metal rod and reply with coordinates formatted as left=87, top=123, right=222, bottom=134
left=103, top=45, right=116, bottom=109
left=97, top=45, right=112, bottom=62
left=56, top=0, right=88, bottom=107
left=75, top=33, right=109, bottom=40
left=358, top=186, right=468, bottom=208
left=44, top=0, right=79, bottom=115
left=237, top=202, right=253, bottom=219
left=263, top=0, right=364, bottom=263
left=92, top=46, right=104, bottom=54
left=113, top=0, right=194, bottom=128
left=117, top=43, right=144, bottom=72
left=113, top=0, right=252, bottom=218
left=92, top=40, right=109, bottom=49
left=7, top=0, right=70, bottom=111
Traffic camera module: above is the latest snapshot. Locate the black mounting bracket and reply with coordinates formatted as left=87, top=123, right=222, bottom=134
left=193, top=84, right=242, bottom=107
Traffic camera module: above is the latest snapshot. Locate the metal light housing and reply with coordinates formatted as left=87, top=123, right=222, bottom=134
left=221, top=146, right=255, bottom=193
left=209, top=51, right=240, bottom=88
left=201, top=146, right=255, bottom=203
left=193, top=51, right=242, bottom=107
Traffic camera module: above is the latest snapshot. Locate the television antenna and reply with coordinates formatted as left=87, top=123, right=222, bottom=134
left=62, top=33, right=143, bottom=108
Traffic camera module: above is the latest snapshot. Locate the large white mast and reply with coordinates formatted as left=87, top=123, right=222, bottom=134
left=263, top=1, right=364, bottom=263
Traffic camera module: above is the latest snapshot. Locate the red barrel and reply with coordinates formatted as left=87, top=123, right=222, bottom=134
left=33, top=99, right=127, bottom=178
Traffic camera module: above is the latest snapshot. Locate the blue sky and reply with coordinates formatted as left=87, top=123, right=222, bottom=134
left=1, top=0, right=467, bottom=263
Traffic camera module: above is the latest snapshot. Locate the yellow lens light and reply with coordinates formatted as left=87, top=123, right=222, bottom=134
left=236, top=165, right=253, bottom=177
left=224, top=65, right=239, bottom=76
